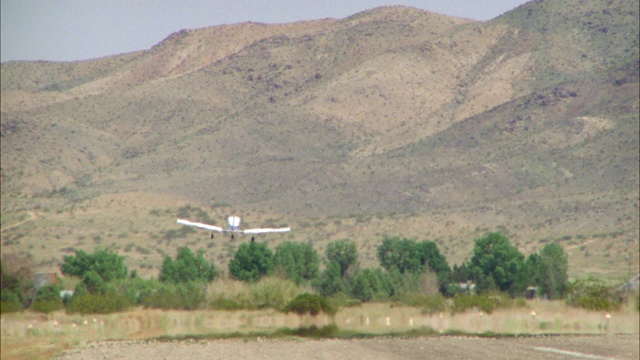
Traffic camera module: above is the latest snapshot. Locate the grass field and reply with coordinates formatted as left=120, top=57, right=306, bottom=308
left=2, top=298, right=638, bottom=360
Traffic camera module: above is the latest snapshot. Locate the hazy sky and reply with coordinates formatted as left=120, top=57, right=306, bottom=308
left=1, top=0, right=530, bottom=63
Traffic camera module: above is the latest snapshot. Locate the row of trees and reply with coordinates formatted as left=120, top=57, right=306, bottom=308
left=198, top=232, right=568, bottom=301
left=1, top=232, right=572, bottom=314
left=455, top=233, right=569, bottom=299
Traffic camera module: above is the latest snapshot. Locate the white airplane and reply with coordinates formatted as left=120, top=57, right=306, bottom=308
left=177, top=216, right=290, bottom=241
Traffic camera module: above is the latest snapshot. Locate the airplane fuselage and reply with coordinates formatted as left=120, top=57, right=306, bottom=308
left=227, top=216, right=241, bottom=231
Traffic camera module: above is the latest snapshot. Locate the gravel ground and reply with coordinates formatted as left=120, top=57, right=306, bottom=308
left=53, top=334, right=639, bottom=360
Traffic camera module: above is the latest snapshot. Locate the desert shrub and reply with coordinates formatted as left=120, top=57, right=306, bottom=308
left=1, top=300, right=24, bottom=313
left=31, top=284, right=64, bottom=313
left=207, top=276, right=309, bottom=311
left=1, top=289, right=23, bottom=312
left=161, top=226, right=196, bottom=240
left=451, top=292, right=513, bottom=314
left=209, top=296, right=244, bottom=310
left=1, top=288, right=25, bottom=313
left=1, top=253, right=33, bottom=308
left=82, top=270, right=107, bottom=294
left=31, top=300, right=64, bottom=313
left=325, top=292, right=362, bottom=308
left=249, top=277, right=303, bottom=310
left=284, top=293, right=336, bottom=316
left=112, top=277, right=163, bottom=305
left=141, top=282, right=206, bottom=310
left=398, top=293, right=447, bottom=314
left=66, top=292, right=131, bottom=314
left=566, top=278, right=622, bottom=311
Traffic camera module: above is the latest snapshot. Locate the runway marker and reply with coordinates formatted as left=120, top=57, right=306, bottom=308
left=534, top=347, right=617, bottom=359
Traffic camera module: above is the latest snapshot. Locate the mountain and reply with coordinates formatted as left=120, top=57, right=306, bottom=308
left=1, top=0, right=638, bottom=280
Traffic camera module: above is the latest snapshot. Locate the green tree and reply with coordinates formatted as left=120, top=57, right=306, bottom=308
left=31, top=283, right=64, bottom=313
left=377, top=237, right=422, bottom=274
left=451, top=263, right=469, bottom=283
left=229, top=242, right=274, bottom=282
left=1, top=255, right=32, bottom=310
left=273, top=242, right=319, bottom=284
left=417, top=241, right=450, bottom=275
left=61, top=249, right=128, bottom=282
left=82, top=270, right=107, bottom=294
left=468, top=232, right=525, bottom=293
left=417, top=241, right=451, bottom=293
left=326, top=239, right=358, bottom=277
left=314, top=261, right=344, bottom=297
left=348, top=268, right=394, bottom=301
left=377, top=238, right=451, bottom=294
left=536, top=242, right=568, bottom=299
left=159, top=247, right=218, bottom=284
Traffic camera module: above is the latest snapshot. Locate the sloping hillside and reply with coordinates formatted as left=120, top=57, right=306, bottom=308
left=1, top=0, right=638, bottom=279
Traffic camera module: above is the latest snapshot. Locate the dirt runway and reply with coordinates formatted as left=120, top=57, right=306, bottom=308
left=53, top=334, right=638, bottom=360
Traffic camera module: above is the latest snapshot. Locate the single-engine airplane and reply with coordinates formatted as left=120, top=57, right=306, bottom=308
left=177, top=216, right=290, bottom=241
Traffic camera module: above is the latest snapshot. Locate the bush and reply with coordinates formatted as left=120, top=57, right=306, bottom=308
left=82, top=270, right=107, bottom=294
left=566, top=278, right=622, bottom=311
left=314, top=261, right=344, bottom=297
left=398, top=293, right=447, bottom=314
left=1, top=254, right=33, bottom=308
left=326, top=239, right=358, bottom=277
left=0, top=288, right=22, bottom=306
left=451, top=292, right=513, bottom=314
left=61, top=248, right=128, bottom=283
left=326, top=292, right=362, bottom=308
left=284, top=293, right=336, bottom=316
left=159, top=247, right=218, bottom=284
left=30, top=284, right=64, bottom=313
left=31, top=300, right=64, bottom=313
left=141, top=282, right=206, bottom=310
left=1, top=301, right=24, bottom=313
left=273, top=242, right=319, bottom=284
left=209, top=296, right=244, bottom=310
left=229, top=242, right=274, bottom=282
left=249, top=277, right=303, bottom=310
left=66, top=292, right=131, bottom=314
left=347, top=268, right=394, bottom=301
left=115, top=277, right=163, bottom=305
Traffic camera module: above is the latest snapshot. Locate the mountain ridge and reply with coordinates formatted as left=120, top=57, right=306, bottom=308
left=1, top=0, right=638, bottom=279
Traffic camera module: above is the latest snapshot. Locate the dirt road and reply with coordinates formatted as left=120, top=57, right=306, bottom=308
left=53, top=334, right=638, bottom=360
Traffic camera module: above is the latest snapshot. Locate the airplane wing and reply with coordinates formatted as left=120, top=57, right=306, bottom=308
left=242, top=227, right=291, bottom=234
left=177, top=219, right=225, bottom=232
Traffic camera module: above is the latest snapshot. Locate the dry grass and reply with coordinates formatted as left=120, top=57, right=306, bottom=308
left=1, top=191, right=637, bottom=282
left=2, top=299, right=638, bottom=360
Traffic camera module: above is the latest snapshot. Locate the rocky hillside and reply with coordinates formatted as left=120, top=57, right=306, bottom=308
left=1, top=0, right=638, bottom=279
